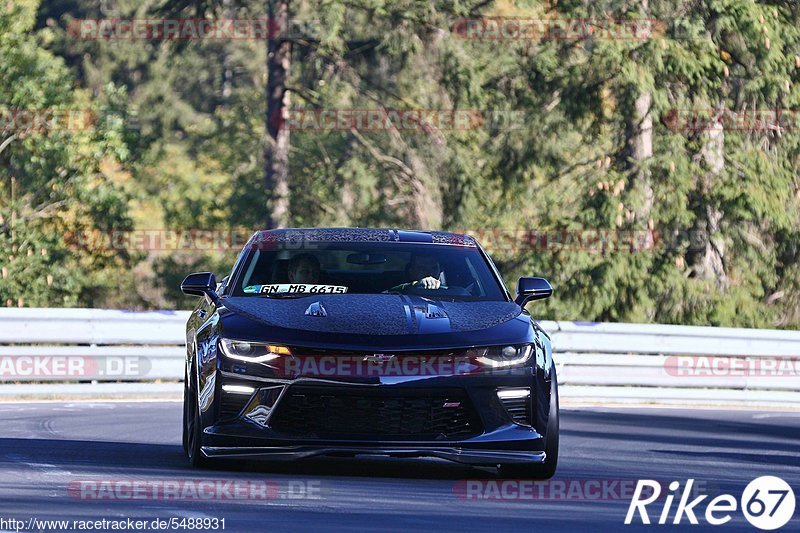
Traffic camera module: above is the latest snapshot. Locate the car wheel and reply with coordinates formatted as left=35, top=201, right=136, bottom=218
left=182, top=368, right=189, bottom=455
left=499, top=369, right=559, bottom=479
left=185, top=367, right=210, bottom=468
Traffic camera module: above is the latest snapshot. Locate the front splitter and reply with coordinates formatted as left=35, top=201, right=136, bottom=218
left=202, top=445, right=546, bottom=466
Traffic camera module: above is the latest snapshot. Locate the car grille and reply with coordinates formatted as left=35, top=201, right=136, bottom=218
left=269, top=387, right=482, bottom=440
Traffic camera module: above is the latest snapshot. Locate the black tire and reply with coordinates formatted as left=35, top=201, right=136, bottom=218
left=499, top=370, right=559, bottom=479
left=184, top=366, right=210, bottom=468
left=181, top=368, right=189, bottom=455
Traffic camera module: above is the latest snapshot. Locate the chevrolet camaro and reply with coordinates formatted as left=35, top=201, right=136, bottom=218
left=181, top=228, right=558, bottom=478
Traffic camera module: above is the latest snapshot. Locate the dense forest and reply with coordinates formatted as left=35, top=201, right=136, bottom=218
left=1, top=0, right=799, bottom=328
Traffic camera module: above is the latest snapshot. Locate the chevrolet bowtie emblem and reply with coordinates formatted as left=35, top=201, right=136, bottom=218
left=304, top=301, right=327, bottom=317
left=363, top=353, right=395, bottom=363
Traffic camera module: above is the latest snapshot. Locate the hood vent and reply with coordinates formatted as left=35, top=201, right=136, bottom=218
left=416, top=304, right=448, bottom=319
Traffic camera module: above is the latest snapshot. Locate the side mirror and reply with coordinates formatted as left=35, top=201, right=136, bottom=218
left=515, top=277, right=553, bottom=306
left=181, top=272, right=217, bottom=297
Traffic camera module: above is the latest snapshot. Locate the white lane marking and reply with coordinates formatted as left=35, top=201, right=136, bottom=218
left=752, top=413, right=800, bottom=419
left=5, top=454, right=73, bottom=477
left=0, top=399, right=181, bottom=405
left=171, top=511, right=218, bottom=519
left=562, top=403, right=800, bottom=413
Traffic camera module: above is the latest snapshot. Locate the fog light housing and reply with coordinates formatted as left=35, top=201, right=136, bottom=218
left=497, top=387, right=532, bottom=426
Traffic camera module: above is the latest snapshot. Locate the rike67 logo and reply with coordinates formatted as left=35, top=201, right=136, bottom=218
left=626, top=477, right=795, bottom=530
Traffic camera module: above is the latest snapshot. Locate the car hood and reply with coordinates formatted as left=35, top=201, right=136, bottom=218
left=221, top=294, right=522, bottom=337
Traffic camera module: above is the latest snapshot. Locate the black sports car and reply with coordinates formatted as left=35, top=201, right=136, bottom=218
left=181, top=228, right=558, bottom=478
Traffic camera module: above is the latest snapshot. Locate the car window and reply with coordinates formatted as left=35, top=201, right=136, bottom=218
left=230, top=242, right=506, bottom=301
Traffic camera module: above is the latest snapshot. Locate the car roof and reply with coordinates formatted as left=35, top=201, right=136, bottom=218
left=248, top=228, right=478, bottom=247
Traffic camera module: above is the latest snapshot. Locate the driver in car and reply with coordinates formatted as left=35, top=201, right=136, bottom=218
left=287, top=253, right=321, bottom=284
left=389, top=254, right=443, bottom=292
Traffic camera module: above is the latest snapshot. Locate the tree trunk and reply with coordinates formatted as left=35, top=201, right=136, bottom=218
left=621, top=0, right=653, bottom=241
left=406, top=150, right=443, bottom=230
left=264, top=0, right=291, bottom=229
left=220, top=0, right=233, bottom=107
left=691, top=115, right=728, bottom=289
left=382, top=126, right=443, bottom=230
left=625, top=89, right=654, bottom=216
left=337, top=138, right=356, bottom=225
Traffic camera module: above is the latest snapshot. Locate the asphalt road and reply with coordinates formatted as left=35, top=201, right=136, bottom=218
left=0, top=402, right=798, bottom=532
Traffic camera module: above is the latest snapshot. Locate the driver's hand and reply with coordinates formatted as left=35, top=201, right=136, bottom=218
left=414, top=276, right=441, bottom=289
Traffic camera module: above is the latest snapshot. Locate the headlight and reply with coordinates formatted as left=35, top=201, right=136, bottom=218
left=467, top=344, right=533, bottom=368
left=219, top=338, right=291, bottom=363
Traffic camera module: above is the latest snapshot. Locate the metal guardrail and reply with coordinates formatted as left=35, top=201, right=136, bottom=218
left=0, top=308, right=191, bottom=344
left=0, top=308, right=189, bottom=383
left=1, top=308, right=799, bottom=405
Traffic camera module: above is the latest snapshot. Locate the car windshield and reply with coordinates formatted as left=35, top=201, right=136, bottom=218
left=230, top=242, right=507, bottom=302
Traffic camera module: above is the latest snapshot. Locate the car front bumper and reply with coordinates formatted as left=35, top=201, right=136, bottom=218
left=196, top=366, right=554, bottom=466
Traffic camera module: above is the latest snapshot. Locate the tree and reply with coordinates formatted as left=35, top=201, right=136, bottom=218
left=0, top=0, right=135, bottom=308
left=28, top=0, right=800, bottom=328
left=265, top=0, right=291, bottom=228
